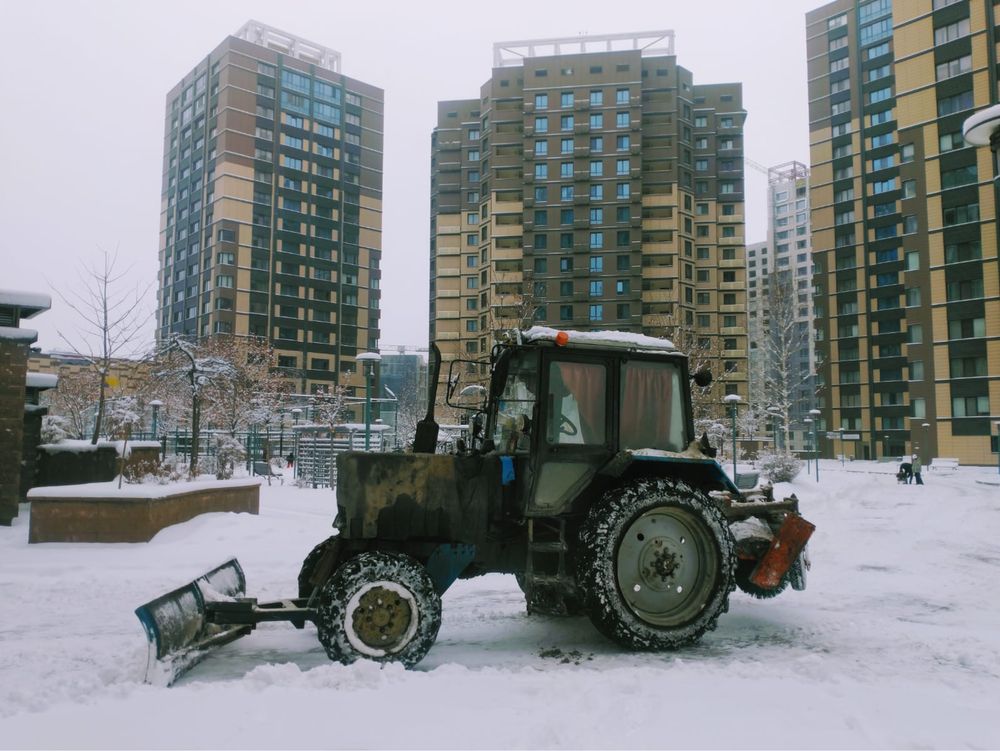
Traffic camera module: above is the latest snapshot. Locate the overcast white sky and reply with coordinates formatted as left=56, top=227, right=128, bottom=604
left=0, top=0, right=818, bottom=353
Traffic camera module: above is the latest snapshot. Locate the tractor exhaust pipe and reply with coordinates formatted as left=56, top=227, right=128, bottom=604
left=412, top=343, right=441, bottom=453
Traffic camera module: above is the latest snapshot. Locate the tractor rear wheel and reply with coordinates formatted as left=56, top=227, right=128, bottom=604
left=316, top=551, right=442, bottom=667
left=578, top=478, right=735, bottom=650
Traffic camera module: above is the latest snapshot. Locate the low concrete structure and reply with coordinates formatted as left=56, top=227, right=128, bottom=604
left=27, top=479, right=260, bottom=543
left=0, top=289, right=52, bottom=525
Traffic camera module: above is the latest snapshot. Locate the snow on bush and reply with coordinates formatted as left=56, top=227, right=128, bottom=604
left=757, top=451, right=803, bottom=483
left=214, top=434, right=246, bottom=480
left=40, top=415, right=72, bottom=445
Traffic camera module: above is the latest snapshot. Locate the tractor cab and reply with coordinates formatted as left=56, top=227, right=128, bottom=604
left=445, top=326, right=720, bottom=517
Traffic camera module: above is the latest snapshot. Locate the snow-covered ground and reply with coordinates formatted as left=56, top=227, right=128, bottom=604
left=2, top=461, right=999, bottom=749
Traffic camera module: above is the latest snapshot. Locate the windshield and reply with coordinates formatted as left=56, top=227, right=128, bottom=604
left=492, top=350, right=538, bottom=454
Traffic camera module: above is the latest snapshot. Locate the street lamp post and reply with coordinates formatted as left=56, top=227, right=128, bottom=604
left=149, top=399, right=164, bottom=458
left=149, top=399, right=163, bottom=439
left=804, top=418, right=813, bottom=473
left=723, top=394, right=741, bottom=483
left=994, top=421, right=1000, bottom=476
left=357, top=352, right=382, bottom=452
left=809, top=408, right=821, bottom=482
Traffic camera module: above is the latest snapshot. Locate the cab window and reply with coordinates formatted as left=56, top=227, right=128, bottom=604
left=546, top=361, right=607, bottom=445
left=619, top=360, right=684, bottom=451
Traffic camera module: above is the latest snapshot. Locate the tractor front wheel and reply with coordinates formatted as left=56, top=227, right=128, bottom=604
left=316, top=551, right=442, bottom=667
left=578, top=478, right=735, bottom=650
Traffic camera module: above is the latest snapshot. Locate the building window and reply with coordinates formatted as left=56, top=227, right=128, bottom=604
left=938, top=90, right=974, bottom=116
left=941, top=164, right=978, bottom=188
left=616, top=112, right=629, bottom=128
left=953, top=395, right=989, bottom=417
left=939, top=131, right=965, bottom=152
left=535, top=116, right=548, bottom=133
left=589, top=304, right=603, bottom=321
left=937, top=54, right=972, bottom=81
left=943, top=202, right=979, bottom=226
left=934, top=17, right=971, bottom=45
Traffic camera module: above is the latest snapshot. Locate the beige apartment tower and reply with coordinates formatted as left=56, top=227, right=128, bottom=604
left=806, top=0, right=999, bottom=464
left=155, top=21, right=384, bottom=395
left=429, top=32, right=750, bottom=413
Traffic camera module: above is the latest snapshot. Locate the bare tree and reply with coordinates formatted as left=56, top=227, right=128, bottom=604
left=311, top=383, right=350, bottom=433
left=51, top=250, right=152, bottom=444
left=197, top=336, right=289, bottom=435
left=759, top=272, right=813, bottom=452
left=45, top=369, right=103, bottom=439
left=156, top=336, right=237, bottom=477
left=388, top=383, right=427, bottom=450
left=654, top=314, right=739, bottom=427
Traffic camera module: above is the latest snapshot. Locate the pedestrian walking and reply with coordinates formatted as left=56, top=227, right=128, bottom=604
left=912, top=455, right=923, bottom=485
left=286, top=453, right=295, bottom=468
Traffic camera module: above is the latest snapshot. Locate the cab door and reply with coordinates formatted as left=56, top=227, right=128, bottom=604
left=527, top=352, right=614, bottom=515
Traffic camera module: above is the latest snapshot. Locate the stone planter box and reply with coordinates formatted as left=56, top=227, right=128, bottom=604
left=27, top=479, right=261, bottom=543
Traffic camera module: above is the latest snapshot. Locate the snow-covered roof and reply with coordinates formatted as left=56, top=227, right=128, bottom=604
left=521, top=327, right=677, bottom=354
left=26, top=373, right=59, bottom=389
left=0, top=326, right=38, bottom=343
left=28, top=477, right=261, bottom=500
left=0, top=290, right=51, bottom=318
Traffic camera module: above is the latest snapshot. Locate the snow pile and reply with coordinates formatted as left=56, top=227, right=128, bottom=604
left=2, top=461, right=999, bottom=748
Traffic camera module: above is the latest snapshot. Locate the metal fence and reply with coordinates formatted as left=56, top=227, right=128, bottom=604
left=135, top=426, right=394, bottom=489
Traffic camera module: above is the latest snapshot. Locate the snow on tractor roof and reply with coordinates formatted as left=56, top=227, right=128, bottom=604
left=522, top=327, right=677, bottom=354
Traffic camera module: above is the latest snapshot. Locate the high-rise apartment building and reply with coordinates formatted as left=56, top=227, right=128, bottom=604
left=156, top=21, right=384, bottom=394
left=747, top=162, right=817, bottom=448
left=806, top=0, right=999, bottom=464
left=429, top=32, right=749, bottom=409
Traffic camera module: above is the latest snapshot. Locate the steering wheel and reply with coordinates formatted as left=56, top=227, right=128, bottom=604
left=559, top=415, right=578, bottom=437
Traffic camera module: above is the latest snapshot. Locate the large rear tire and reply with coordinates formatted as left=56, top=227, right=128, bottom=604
left=316, top=551, right=442, bottom=667
left=578, top=478, right=735, bottom=650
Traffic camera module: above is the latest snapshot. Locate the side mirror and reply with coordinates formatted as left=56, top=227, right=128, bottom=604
left=693, top=369, right=713, bottom=388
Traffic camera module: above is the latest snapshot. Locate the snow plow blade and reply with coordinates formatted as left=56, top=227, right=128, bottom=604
left=135, top=558, right=251, bottom=686
left=749, top=514, right=815, bottom=590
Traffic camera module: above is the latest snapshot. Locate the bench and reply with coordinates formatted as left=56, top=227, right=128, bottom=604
left=252, top=461, right=283, bottom=485
left=930, top=457, right=960, bottom=472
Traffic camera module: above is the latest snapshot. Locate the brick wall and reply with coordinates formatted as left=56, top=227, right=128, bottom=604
left=0, top=338, right=29, bottom=524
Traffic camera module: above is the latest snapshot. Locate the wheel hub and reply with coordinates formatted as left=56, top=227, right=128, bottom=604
left=642, top=540, right=682, bottom=584
left=350, top=585, right=412, bottom=650
left=616, top=506, right=718, bottom=627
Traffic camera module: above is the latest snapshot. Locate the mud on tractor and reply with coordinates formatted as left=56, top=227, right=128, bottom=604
left=136, top=327, right=814, bottom=684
